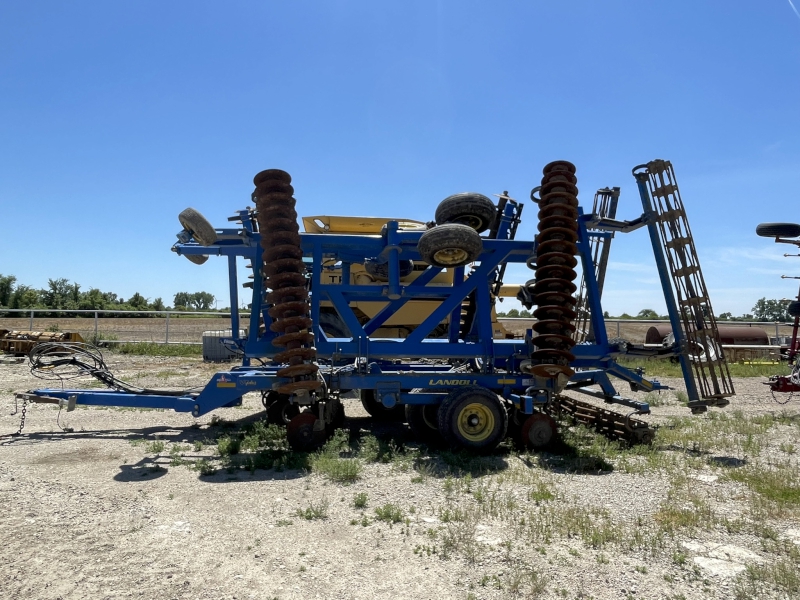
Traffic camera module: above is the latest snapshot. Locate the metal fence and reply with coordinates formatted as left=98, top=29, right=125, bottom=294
left=0, top=309, right=795, bottom=348
left=0, top=309, right=251, bottom=345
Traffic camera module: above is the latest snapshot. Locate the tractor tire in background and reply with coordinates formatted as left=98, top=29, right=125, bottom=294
left=435, top=193, right=497, bottom=233
left=360, top=389, right=406, bottom=422
left=417, top=224, right=483, bottom=268
left=266, top=394, right=300, bottom=426
left=789, top=301, right=800, bottom=318
left=437, top=386, right=508, bottom=453
left=364, top=259, right=414, bottom=281
left=319, top=311, right=350, bottom=339
left=178, top=208, right=218, bottom=246
left=406, top=404, right=442, bottom=445
left=755, top=223, right=800, bottom=238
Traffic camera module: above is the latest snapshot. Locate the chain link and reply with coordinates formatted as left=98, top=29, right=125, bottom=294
left=14, top=397, right=27, bottom=436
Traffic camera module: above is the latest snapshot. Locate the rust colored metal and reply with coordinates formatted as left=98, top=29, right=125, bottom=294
left=253, top=169, right=321, bottom=395
left=523, top=161, right=582, bottom=381
left=554, top=395, right=655, bottom=444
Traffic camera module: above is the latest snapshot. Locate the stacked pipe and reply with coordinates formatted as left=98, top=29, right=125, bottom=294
left=527, top=161, right=580, bottom=378
left=253, top=169, right=321, bottom=395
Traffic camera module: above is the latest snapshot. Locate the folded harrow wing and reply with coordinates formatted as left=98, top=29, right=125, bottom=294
left=19, top=159, right=735, bottom=451
left=756, top=221, right=800, bottom=397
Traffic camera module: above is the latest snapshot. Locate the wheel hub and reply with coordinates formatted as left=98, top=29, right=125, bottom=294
left=457, top=402, right=495, bottom=442
left=433, top=247, right=469, bottom=266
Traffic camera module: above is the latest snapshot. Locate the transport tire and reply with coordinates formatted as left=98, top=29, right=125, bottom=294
left=417, top=224, right=483, bottom=268
left=184, top=254, right=209, bottom=265
left=360, top=389, right=406, bottom=422
left=406, top=404, right=442, bottom=444
left=364, top=259, right=414, bottom=281
left=435, top=193, right=496, bottom=233
left=319, top=311, right=349, bottom=338
left=788, top=300, right=800, bottom=318
left=437, top=386, right=507, bottom=452
left=755, top=222, right=800, bottom=238
left=179, top=207, right=218, bottom=246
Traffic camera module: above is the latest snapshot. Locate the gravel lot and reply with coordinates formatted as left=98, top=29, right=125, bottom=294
left=1, top=355, right=799, bottom=600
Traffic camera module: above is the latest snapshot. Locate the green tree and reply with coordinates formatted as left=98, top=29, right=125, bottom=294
left=79, top=288, right=107, bottom=310
left=150, top=297, right=166, bottom=311
left=11, top=285, right=40, bottom=309
left=128, top=292, right=150, bottom=310
left=42, top=278, right=73, bottom=309
left=751, top=297, right=791, bottom=322
left=637, top=308, right=659, bottom=319
left=0, top=274, right=16, bottom=307
left=173, top=292, right=192, bottom=309
left=190, top=291, right=215, bottom=310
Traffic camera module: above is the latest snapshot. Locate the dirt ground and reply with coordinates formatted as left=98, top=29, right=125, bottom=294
left=1, top=355, right=799, bottom=600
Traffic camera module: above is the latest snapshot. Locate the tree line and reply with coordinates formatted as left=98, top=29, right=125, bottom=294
left=497, top=297, right=796, bottom=322
left=0, top=274, right=219, bottom=316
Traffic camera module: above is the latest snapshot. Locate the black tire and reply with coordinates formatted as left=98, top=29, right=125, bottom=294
left=756, top=222, right=800, bottom=238
left=360, top=389, right=406, bottom=421
left=437, top=386, right=507, bottom=453
left=319, top=311, right=349, bottom=338
left=417, top=224, right=483, bottom=268
left=326, top=399, right=346, bottom=433
left=435, top=193, right=496, bottom=234
left=266, top=396, right=300, bottom=426
left=179, top=207, right=218, bottom=246
left=406, top=404, right=442, bottom=444
left=788, top=300, right=800, bottom=318
left=184, top=254, right=208, bottom=265
left=364, top=259, right=414, bottom=281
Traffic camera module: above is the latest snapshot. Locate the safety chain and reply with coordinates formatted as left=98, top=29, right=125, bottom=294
left=4, top=395, right=28, bottom=438
left=770, top=389, right=794, bottom=405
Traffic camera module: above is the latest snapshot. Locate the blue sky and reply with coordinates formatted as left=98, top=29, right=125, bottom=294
left=1, top=1, right=799, bottom=315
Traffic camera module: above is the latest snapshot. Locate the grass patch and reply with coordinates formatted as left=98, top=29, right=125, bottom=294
left=113, top=342, right=202, bottom=357
left=296, top=499, right=329, bottom=520
left=145, top=440, right=165, bottom=453
left=374, top=503, right=405, bottom=524
left=353, top=492, right=368, bottom=508
left=310, top=429, right=362, bottom=483
left=616, top=357, right=790, bottom=378
left=726, top=464, right=800, bottom=505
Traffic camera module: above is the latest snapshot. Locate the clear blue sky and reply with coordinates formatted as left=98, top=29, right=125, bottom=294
left=2, top=1, right=799, bottom=315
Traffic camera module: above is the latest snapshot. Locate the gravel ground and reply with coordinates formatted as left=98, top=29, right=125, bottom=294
left=1, top=355, right=799, bottom=600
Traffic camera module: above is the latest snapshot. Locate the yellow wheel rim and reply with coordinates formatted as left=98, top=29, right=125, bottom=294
left=457, top=402, right=495, bottom=442
left=433, top=247, right=469, bottom=266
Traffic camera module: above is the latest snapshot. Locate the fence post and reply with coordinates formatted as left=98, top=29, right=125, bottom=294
left=775, top=321, right=780, bottom=344
left=29, top=309, right=34, bottom=330
left=616, top=320, right=620, bottom=338
left=94, top=311, right=98, bottom=341
left=165, top=312, right=170, bottom=344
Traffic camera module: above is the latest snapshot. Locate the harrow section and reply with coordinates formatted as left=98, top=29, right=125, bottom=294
left=554, top=395, right=655, bottom=444
left=634, top=160, right=734, bottom=410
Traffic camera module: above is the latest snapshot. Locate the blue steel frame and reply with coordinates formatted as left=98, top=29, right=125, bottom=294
left=29, top=185, right=691, bottom=418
